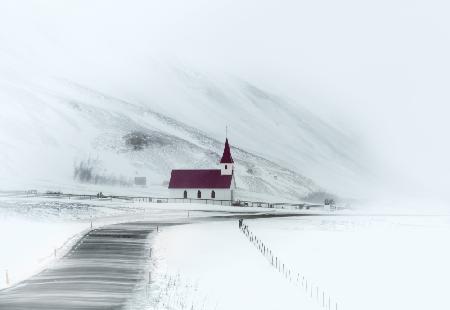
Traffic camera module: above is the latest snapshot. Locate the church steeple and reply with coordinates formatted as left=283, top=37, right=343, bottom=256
left=220, top=138, right=234, bottom=164
left=220, top=138, right=234, bottom=175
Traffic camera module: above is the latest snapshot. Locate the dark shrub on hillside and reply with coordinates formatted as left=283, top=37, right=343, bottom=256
left=123, top=131, right=168, bottom=151
left=73, top=159, right=131, bottom=186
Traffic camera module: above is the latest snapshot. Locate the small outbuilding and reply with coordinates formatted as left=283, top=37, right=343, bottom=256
left=134, top=176, right=147, bottom=186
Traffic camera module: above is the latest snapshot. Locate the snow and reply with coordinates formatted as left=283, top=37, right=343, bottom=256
left=0, top=1, right=374, bottom=202
left=0, top=196, right=325, bottom=304
left=143, top=221, right=321, bottom=310
left=0, top=195, right=328, bottom=224
left=247, top=215, right=450, bottom=310
left=0, top=15, right=368, bottom=200
left=3, top=195, right=450, bottom=310
left=0, top=217, right=88, bottom=290
left=1, top=1, right=449, bottom=308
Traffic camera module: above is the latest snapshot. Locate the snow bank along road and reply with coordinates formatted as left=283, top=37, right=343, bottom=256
left=0, top=211, right=310, bottom=310
left=0, top=221, right=156, bottom=309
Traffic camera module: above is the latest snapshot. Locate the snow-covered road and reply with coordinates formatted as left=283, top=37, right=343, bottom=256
left=0, top=196, right=320, bottom=310
left=6, top=197, right=448, bottom=310
left=0, top=221, right=156, bottom=309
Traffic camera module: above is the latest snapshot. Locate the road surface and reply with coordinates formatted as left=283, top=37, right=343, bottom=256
left=0, top=221, right=155, bottom=309
left=0, top=212, right=314, bottom=309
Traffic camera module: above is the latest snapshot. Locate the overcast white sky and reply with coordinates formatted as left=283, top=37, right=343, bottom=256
left=1, top=0, right=450, bottom=200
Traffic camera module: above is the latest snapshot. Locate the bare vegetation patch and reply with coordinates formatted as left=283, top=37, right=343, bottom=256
left=123, top=131, right=169, bottom=151
left=73, top=159, right=131, bottom=186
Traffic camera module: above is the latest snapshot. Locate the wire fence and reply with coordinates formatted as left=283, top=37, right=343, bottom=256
left=10, top=191, right=326, bottom=211
left=239, top=220, right=339, bottom=310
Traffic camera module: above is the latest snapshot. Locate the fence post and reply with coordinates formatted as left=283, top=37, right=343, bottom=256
left=238, top=221, right=338, bottom=310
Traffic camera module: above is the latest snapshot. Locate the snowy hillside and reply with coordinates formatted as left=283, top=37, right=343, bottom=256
left=0, top=3, right=369, bottom=200
left=0, top=52, right=369, bottom=200
left=0, top=72, right=320, bottom=199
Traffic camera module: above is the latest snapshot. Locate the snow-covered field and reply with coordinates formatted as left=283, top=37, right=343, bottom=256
left=3, top=196, right=448, bottom=310
left=133, top=214, right=450, bottom=310
left=141, top=221, right=320, bottom=310
left=247, top=215, right=450, bottom=310
left=0, top=196, right=314, bottom=292
left=0, top=218, right=88, bottom=290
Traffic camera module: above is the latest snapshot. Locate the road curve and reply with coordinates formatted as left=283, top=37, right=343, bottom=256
left=0, top=222, right=155, bottom=310
left=0, top=212, right=318, bottom=310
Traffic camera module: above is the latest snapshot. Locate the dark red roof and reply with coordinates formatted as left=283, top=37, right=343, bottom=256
left=220, top=138, right=234, bottom=164
left=168, top=169, right=232, bottom=189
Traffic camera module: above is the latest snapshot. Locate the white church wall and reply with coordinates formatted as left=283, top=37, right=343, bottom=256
left=169, top=188, right=232, bottom=201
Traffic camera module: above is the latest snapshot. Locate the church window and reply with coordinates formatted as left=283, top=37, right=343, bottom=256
left=197, top=190, right=201, bottom=199
left=211, top=190, right=215, bottom=198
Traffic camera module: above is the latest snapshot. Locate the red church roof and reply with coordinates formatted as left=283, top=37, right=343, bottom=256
left=220, top=138, right=234, bottom=164
left=168, top=169, right=233, bottom=189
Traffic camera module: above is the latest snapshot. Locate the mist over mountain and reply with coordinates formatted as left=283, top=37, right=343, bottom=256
left=2, top=0, right=448, bottom=205
left=0, top=55, right=369, bottom=201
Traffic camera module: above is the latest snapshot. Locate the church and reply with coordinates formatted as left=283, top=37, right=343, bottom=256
left=168, top=138, right=236, bottom=201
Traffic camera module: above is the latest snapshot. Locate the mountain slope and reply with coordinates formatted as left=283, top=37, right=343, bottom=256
left=0, top=74, right=321, bottom=200
left=0, top=45, right=369, bottom=200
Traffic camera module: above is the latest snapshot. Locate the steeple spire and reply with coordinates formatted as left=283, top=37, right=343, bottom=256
left=220, top=138, right=234, bottom=164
